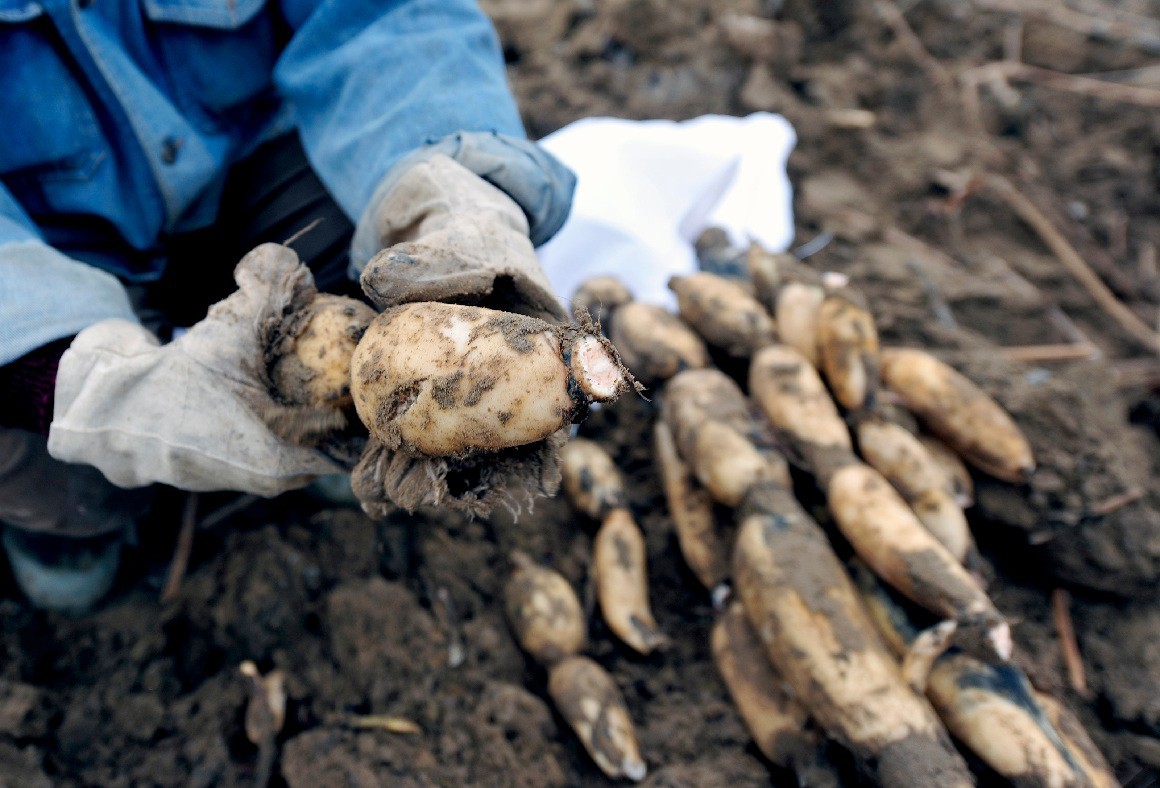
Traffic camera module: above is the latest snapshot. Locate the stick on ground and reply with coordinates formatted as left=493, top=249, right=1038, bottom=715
left=874, top=0, right=953, bottom=91
left=1051, top=588, right=1091, bottom=699
left=161, top=493, right=199, bottom=603
left=997, top=343, right=1099, bottom=363
left=963, top=61, right=1160, bottom=108
left=973, top=0, right=1160, bottom=55
left=983, top=174, right=1160, bottom=353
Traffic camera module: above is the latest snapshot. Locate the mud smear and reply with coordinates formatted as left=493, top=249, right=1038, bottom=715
left=874, top=731, right=972, bottom=786
left=742, top=483, right=868, bottom=655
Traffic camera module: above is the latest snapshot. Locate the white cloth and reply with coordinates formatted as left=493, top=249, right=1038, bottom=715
left=48, top=244, right=344, bottom=495
left=536, top=113, right=796, bottom=308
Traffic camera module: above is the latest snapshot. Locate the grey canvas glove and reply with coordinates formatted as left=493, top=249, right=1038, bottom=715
left=345, top=152, right=582, bottom=517
left=356, top=154, right=567, bottom=323
left=47, top=244, right=346, bottom=496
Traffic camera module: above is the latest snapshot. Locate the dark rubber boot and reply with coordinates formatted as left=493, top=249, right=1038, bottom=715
left=2, top=527, right=122, bottom=615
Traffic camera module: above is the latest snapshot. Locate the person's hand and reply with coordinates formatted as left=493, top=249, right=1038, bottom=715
left=350, top=153, right=587, bottom=516
left=48, top=244, right=349, bottom=496
left=357, top=153, right=567, bottom=322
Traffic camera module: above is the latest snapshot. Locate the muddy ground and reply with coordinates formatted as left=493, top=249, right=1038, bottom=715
left=3, top=0, right=1160, bottom=785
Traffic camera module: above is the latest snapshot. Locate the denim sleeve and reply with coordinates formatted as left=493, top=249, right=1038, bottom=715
left=0, top=186, right=137, bottom=366
left=274, top=0, right=528, bottom=223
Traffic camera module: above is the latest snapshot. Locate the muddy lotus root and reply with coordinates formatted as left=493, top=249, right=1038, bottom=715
left=343, top=303, right=637, bottom=516
left=270, top=293, right=378, bottom=408
left=351, top=302, right=630, bottom=457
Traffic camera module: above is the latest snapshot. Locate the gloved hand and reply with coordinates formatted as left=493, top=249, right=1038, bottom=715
left=356, top=153, right=568, bottom=323
left=347, top=148, right=580, bottom=516
left=47, top=244, right=347, bottom=496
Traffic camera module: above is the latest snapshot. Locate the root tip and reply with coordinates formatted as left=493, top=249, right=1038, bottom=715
left=571, top=335, right=628, bottom=402
left=989, top=621, right=1013, bottom=661
left=711, top=582, right=732, bottom=611
left=622, top=757, right=647, bottom=782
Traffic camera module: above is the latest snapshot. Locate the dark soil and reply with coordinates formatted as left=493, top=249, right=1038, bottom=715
left=3, top=0, right=1160, bottom=785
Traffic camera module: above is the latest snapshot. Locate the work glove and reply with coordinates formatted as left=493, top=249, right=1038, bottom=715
left=356, top=153, right=567, bottom=322
left=347, top=146, right=578, bottom=516
left=47, top=244, right=348, bottom=496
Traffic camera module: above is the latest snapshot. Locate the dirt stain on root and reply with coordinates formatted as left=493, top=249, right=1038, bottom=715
left=769, top=732, right=827, bottom=780
left=743, top=484, right=868, bottom=654
left=465, top=375, right=497, bottom=406
left=875, top=731, right=969, bottom=785
left=958, top=441, right=1013, bottom=479
left=613, top=533, right=634, bottom=571
left=904, top=548, right=980, bottom=616
left=799, top=443, right=856, bottom=487
left=374, top=381, right=422, bottom=448
left=356, top=349, right=386, bottom=386
left=431, top=371, right=463, bottom=409
left=479, top=313, right=554, bottom=354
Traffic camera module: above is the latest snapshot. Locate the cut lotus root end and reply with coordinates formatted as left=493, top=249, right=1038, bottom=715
left=569, top=334, right=629, bottom=402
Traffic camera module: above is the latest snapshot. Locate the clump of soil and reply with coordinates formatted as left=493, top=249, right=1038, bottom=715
left=4, top=0, right=1160, bottom=784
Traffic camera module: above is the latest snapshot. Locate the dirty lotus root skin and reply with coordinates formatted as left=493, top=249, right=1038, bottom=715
left=262, top=279, right=637, bottom=517
left=260, top=281, right=374, bottom=466
left=559, top=438, right=669, bottom=655
left=627, top=282, right=1087, bottom=779
left=853, top=563, right=1112, bottom=788
left=269, top=294, right=379, bottom=410
left=346, top=302, right=635, bottom=517
left=502, top=552, right=648, bottom=781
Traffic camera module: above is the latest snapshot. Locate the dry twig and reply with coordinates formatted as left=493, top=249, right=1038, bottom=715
left=1046, top=306, right=1097, bottom=351
left=161, top=493, right=199, bottom=603
left=927, top=343, right=1098, bottom=364
left=1077, top=64, right=1160, bottom=88
left=1139, top=244, right=1158, bottom=298
left=962, top=61, right=1160, bottom=109
left=1002, top=15, right=1023, bottom=62
left=342, top=714, right=423, bottom=734
left=200, top=494, right=260, bottom=529
left=1051, top=588, right=1090, bottom=698
left=161, top=494, right=260, bottom=603
left=874, top=0, right=954, bottom=91
left=1113, top=358, right=1160, bottom=390
left=1064, top=0, right=1160, bottom=39
left=983, top=174, right=1160, bottom=353
left=1089, top=488, right=1145, bottom=517
left=282, top=217, right=324, bottom=247
left=824, top=108, right=878, bottom=129
left=997, top=343, right=1099, bottom=363
left=906, top=256, right=959, bottom=329
left=973, top=0, right=1160, bottom=54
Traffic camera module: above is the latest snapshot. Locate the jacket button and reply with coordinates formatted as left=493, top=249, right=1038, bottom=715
left=161, top=137, right=182, bottom=165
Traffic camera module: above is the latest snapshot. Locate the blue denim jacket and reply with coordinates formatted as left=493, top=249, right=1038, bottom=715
left=0, top=0, right=574, bottom=365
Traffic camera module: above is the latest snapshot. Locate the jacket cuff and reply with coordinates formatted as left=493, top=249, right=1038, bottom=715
left=0, top=241, right=138, bottom=366
left=351, top=131, right=577, bottom=272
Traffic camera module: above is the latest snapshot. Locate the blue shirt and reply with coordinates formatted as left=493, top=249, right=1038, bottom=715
left=0, top=0, right=569, bottom=364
